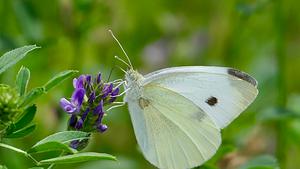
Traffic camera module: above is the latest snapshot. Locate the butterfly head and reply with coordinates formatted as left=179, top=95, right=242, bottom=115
left=125, top=69, right=144, bottom=88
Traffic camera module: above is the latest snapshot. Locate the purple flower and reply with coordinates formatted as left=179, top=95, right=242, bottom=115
left=61, top=73, right=122, bottom=135
left=96, top=73, right=101, bottom=84
left=75, top=108, right=90, bottom=130
left=97, top=124, right=108, bottom=133
left=73, top=75, right=85, bottom=89
left=60, top=98, right=77, bottom=113
left=69, top=115, right=77, bottom=128
left=86, top=75, right=92, bottom=86
left=70, top=140, right=80, bottom=149
left=60, top=88, right=85, bottom=114
left=93, top=100, right=103, bottom=115
left=102, top=83, right=113, bottom=98
left=88, top=92, right=95, bottom=104
left=75, top=119, right=84, bottom=129
left=109, top=88, right=120, bottom=103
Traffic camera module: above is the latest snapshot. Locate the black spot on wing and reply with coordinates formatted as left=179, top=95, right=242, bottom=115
left=227, top=68, right=257, bottom=87
left=206, top=96, right=218, bottom=106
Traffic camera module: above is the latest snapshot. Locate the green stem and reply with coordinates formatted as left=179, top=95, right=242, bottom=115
left=0, top=143, right=27, bottom=155
left=274, top=0, right=287, bottom=168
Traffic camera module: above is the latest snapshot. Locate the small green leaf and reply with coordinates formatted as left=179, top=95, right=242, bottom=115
left=43, top=70, right=78, bottom=92
left=19, top=87, right=45, bottom=107
left=28, top=167, right=44, bottom=169
left=16, top=66, right=30, bottom=96
left=5, top=124, right=36, bottom=138
left=5, top=105, right=36, bottom=135
left=39, top=152, right=116, bottom=165
left=239, top=155, right=279, bottom=169
left=28, top=141, right=77, bottom=154
left=0, top=45, right=39, bottom=74
left=33, top=131, right=90, bottom=146
left=14, top=105, right=36, bottom=131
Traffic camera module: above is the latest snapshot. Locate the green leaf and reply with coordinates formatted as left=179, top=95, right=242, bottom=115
left=14, top=105, right=36, bottom=130
left=39, top=152, right=116, bottom=165
left=28, top=141, right=77, bottom=154
left=32, top=131, right=90, bottom=147
left=5, top=124, right=36, bottom=138
left=16, top=66, right=30, bottom=96
left=0, top=45, right=40, bottom=74
left=239, top=155, right=280, bottom=169
left=43, top=70, right=78, bottom=92
left=28, top=167, right=44, bottom=169
left=5, top=105, right=36, bottom=135
left=19, top=87, right=45, bottom=107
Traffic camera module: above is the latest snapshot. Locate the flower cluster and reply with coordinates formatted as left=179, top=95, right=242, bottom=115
left=60, top=73, right=120, bottom=134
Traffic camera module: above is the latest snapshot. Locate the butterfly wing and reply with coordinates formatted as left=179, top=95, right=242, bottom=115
left=126, top=84, right=221, bottom=169
left=143, top=66, right=258, bottom=129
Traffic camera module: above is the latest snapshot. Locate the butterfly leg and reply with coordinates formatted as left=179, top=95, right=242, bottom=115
left=106, top=102, right=126, bottom=112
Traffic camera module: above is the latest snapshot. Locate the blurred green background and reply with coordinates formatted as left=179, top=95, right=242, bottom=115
left=1, top=0, right=300, bottom=168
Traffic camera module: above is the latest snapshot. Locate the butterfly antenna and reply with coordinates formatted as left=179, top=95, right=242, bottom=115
left=114, top=56, right=131, bottom=68
left=109, top=30, right=133, bottom=69
left=116, top=66, right=127, bottom=74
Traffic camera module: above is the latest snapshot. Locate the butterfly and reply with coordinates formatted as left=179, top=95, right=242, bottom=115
left=109, top=30, right=258, bottom=169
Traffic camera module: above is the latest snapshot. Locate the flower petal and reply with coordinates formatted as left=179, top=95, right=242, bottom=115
left=109, top=88, right=120, bottom=103
left=69, top=114, right=77, bottom=127
left=102, top=83, right=113, bottom=98
left=75, top=119, right=84, bottom=129
left=86, top=75, right=92, bottom=86
left=88, top=92, right=95, bottom=104
left=96, top=73, right=102, bottom=84
left=97, top=124, right=108, bottom=133
left=71, top=88, right=86, bottom=109
left=75, top=75, right=85, bottom=89
left=93, top=100, right=103, bottom=115
left=60, top=98, right=77, bottom=113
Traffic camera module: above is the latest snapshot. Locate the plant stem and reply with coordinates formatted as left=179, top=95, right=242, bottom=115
left=273, top=0, right=287, bottom=168
left=0, top=143, right=27, bottom=155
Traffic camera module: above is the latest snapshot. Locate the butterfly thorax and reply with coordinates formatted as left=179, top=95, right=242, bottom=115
left=124, top=69, right=145, bottom=102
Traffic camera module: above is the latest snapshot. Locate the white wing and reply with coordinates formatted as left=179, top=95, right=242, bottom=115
left=143, top=66, right=258, bottom=129
left=126, top=84, right=221, bottom=169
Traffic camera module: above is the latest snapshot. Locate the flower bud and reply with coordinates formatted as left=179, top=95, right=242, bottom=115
left=0, top=84, right=23, bottom=131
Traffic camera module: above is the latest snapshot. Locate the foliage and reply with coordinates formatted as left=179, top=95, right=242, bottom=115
left=0, top=46, right=116, bottom=168
left=1, top=0, right=300, bottom=168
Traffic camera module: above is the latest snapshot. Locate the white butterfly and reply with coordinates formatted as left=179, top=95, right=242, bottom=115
left=109, top=31, right=258, bottom=169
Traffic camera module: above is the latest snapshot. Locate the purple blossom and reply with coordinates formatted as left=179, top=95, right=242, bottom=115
left=73, top=75, right=85, bottom=89
left=102, top=83, right=113, bottom=98
left=75, top=119, right=84, bottom=129
left=60, top=88, right=85, bottom=114
left=60, top=98, right=77, bottom=113
left=86, top=75, right=92, bottom=86
left=70, top=140, right=80, bottom=149
left=69, top=115, right=77, bottom=128
left=109, top=88, right=120, bottom=103
left=97, top=124, right=108, bottom=133
left=88, top=92, right=95, bottom=104
left=61, top=73, right=121, bottom=136
left=96, top=73, right=101, bottom=84
left=93, top=100, right=103, bottom=115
